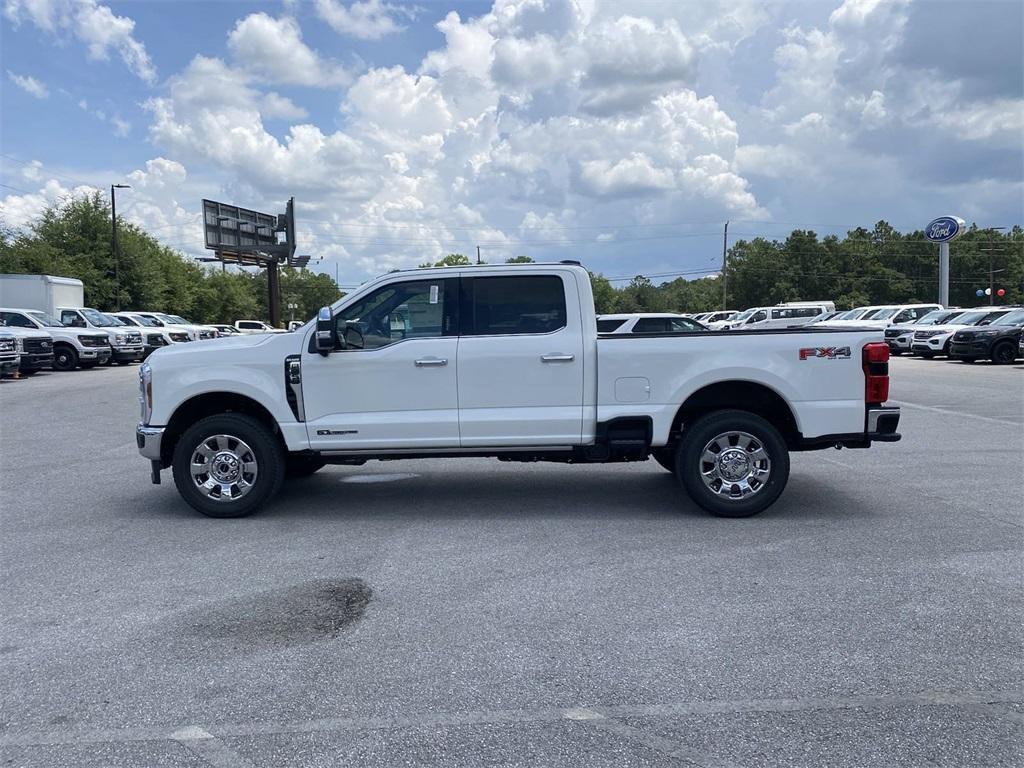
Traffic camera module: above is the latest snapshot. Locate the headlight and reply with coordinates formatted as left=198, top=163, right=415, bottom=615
left=0, top=339, right=14, bottom=353
left=114, top=333, right=129, bottom=345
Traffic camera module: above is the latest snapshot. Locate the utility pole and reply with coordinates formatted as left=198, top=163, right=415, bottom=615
left=981, top=227, right=1006, bottom=305
left=110, top=184, right=131, bottom=310
left=476, top=245, right=482, bottom=265
left=721, top=220, right=729, bottom=310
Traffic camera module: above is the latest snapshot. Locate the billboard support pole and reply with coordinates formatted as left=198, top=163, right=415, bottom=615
left=267, top=261, right=282, bottom=328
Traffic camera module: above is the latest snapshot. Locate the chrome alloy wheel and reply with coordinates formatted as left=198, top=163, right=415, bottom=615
left=189, top=434, right=259, bottom=502
left=698, top=430, right=771, bottom=500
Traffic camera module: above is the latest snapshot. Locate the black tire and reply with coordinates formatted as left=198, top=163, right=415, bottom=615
left=651, top=448, right=676, bottom=473
left=676, top=409, right=790, bottom=518
left=286, top=455, right=327, bottom=478
left=19, top=369, right=38, bottom=376
left=78, top=361, right=97, bottom=369
left=890, top=350, right=903, bottom=356
left=172, top=413, right=285, bottom=518
left=991, top=341, right=1017, bottom=365
left=52, top=345, right=78, bottom=372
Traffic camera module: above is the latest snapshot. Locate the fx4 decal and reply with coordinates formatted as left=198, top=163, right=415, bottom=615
left=799, top=346, right=851, bottom=360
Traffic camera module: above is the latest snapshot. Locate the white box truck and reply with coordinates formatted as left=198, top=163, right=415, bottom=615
left=0, top=274, right=84, bottom=316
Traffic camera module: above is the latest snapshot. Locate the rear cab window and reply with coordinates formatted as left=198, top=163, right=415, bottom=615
left=597, top=318, right=627, bottom=333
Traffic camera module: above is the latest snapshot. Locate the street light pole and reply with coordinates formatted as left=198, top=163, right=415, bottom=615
left=111, top=184, right=131, bottom=310
left=721, top=220, right=729, bottom=311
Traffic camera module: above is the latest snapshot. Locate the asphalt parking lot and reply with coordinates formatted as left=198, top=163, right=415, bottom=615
left=1, top=356, right=1021, bottom=768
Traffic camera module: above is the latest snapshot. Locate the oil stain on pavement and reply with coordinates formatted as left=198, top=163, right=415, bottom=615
left=173, top=578, right=372, bottom=654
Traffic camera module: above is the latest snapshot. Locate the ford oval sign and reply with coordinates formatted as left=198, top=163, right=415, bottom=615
left=925, top=216, right=965, bottom=243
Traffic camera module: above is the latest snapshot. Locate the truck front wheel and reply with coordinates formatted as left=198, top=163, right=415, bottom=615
left=53, top=345, right=78, bottom=372
left=172, top=414, right=285, bottom=518
left=676, top=410, right=790, bottom=518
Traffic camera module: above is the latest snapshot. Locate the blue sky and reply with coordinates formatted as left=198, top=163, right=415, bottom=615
left=2, top=0, right=1021, bottom=286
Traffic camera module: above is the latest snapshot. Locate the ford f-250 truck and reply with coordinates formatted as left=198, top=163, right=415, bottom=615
left=137, top=263, right=901, bottom=519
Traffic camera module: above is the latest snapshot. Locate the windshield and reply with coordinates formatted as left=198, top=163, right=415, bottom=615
left=731, top=309, right=755, bottom=322
left=130, top=315, right=161, bottom=327
left=872, top=308, right=899, bottom=320
left=918, top=310, right=955, bottom=325
left=954, top=310, right=996, bottom=325
left=859, top=308, right=890, bottom=319
left=82, top=308, right=122, bottom=327
left=26, top=310, right=63, bottom=327
left=989, top=309, right=1024, bottom=326
left=168, top=315, right=190, bottom=325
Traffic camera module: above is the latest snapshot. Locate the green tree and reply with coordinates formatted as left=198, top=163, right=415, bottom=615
left=505, top=255, right=534, bottom=263
left=420, top=253, right=472, bottom=267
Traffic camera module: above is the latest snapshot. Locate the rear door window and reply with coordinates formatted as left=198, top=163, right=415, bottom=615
left=633, top=318, right=670, bottom=333
left=597, top=319, right=627, bottom=333
left=463, top=276, right=567, bottom=336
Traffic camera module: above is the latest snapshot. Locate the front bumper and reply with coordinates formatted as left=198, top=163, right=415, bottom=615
left=79, top=346, right=112, bottom=363
left=113, top=345, right=145, bottom=362
left=886, top=335, right=912, bottom=352
left=137, top=424, right=165, bottom=461
left=0, top=358, right=19, bottom=375
left=19, top=352, right=54, bottom=371
left=948, top=340, right=990, bottom=359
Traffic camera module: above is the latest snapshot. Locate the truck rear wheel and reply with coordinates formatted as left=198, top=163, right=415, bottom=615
left=172, top=414, right=285, bottom=518
left=676, top=410, right=790, bottom=518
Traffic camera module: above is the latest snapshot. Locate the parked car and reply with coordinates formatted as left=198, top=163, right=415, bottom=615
left=0, top=307, right=111, bottom=370
left=57, top=307, right=144, bottom=364
left=910, top=308, right=1013, bottom=358
left=723, top=303, right=832, bottom=330
left=111, top=313, right=187, bottom=358
left=884, top=309, right=966, bottom=355
left=210, top=324, right=241, bottom=336
left=146, top=313, right=218, bottom=341
left=137, top=263, right=900, bottom=520
left=948, top=308, right=1024, bottom=364
left=703, top=310, right=739, bottom=329
left=824, top=306, right=896, bottom=324
left=235, top=320, right=288, bottom=334
left=597, top=313, right=706, bottom=333
left=0, top=322, right=53, bottom=375
left=0, top=330, right=19, bottom=377
left=847, top=304, right=943, bottom=330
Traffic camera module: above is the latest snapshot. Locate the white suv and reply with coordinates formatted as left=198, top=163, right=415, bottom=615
left=235, top=320, right=287, bottom=334
left=910, top=307, right=1011, bottom=358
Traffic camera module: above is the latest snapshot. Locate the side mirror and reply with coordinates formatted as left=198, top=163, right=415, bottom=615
left=315, top=306, right=335, bottom=356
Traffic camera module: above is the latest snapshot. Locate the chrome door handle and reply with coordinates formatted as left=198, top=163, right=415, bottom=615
left=414, top=357, right=448, bottom=367
left=541, top=354, right=574, bottom=362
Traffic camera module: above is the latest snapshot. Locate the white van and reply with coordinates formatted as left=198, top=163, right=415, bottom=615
left=724, top=304, right=832, bottom=330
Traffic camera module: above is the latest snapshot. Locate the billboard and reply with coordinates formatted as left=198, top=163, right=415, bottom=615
left=203, top=199, right=280, bottom=256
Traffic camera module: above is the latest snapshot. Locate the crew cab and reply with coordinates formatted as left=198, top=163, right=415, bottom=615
left=137, top=264, right=901, bottom=519
left=0, top=321, right=54, bottom=374
left=58, top=307, right=144, bottom=364
left=0, top=307, right=110, bottom=370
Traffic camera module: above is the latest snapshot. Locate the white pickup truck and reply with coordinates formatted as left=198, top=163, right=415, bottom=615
left=137, top=263, right=901, bottom=519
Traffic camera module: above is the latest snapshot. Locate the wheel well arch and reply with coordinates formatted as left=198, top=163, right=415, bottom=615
left=160, top=392, right=282, bottom=466
left=669, top=380, right=801, bottom=448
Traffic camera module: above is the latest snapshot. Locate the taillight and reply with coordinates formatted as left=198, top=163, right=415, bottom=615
left=863, top=342, right=889, bottom=404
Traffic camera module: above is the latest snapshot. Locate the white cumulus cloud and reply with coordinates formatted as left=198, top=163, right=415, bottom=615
left=314, top=0, right=411, bottom=40
left=6, top=70, right=48, bottom=98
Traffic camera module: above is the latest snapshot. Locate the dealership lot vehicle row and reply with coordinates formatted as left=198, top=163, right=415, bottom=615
left=0, top=358, right=1021, bottom=767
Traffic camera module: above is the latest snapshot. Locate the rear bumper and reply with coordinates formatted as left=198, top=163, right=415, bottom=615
left=795, top=405, right=901, bottom=450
